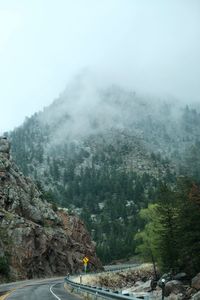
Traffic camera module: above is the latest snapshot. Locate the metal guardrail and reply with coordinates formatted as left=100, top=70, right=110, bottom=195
left=75, top=263, right=141, bottom=278
left=103, top=264, right=140, bottom=273
left=65, top=276, right=149, bottom=300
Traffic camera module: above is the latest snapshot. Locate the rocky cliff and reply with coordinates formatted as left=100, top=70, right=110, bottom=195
left=0, top=137, right=101, bottom=282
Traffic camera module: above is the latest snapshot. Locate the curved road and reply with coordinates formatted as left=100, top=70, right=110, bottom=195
left=2, top=263, right=139, bottom=299
left=6, top=279, right=78, bottom=300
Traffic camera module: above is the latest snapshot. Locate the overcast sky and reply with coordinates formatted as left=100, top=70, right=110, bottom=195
left=0, top=0, right=200, bottom=133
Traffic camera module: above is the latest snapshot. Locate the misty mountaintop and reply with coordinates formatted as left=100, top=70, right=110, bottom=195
left=8, top=73, right=200, bottom=262
left=16, top=72, right=200, bottom=165
left=41, top=72, right=175, bottom=141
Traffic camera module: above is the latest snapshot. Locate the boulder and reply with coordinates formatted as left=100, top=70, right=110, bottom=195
left=173, top=273, right=188, bottom=281
left=164, top=280, right=185, bottom=297
left=168, top=293, right=184, bottom=300
left=192, top=291, right=200, bottom=300
left=186, top=287, right=198, bottom=299
left=192, top=273, right=200, bottom=290
left=131, top=280, right=152, bottom=292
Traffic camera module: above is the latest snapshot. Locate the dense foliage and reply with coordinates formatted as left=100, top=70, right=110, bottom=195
left=135, top=179, right=200, bottom=276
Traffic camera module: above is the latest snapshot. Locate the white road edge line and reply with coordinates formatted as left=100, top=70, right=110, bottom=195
left=50, top=283, right=61, bottom=300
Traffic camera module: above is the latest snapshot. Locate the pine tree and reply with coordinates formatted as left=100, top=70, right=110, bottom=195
left=155, top=184, right=179, bottom=273
left=175, top=178, right=200, bottom=276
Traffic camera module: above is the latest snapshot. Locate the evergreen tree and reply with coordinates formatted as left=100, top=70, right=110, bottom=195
left=175, top=179, right=200, bottom=276
left=135, top=179, right=200, bottom=275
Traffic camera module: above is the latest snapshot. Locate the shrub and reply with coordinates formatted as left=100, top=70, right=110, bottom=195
left=0, top=256, right=9, bottom=276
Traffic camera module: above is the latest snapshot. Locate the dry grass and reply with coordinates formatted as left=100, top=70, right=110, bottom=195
left=0, top=292, right=11, bottom=300
left=73, top=263, right=155, bottom=290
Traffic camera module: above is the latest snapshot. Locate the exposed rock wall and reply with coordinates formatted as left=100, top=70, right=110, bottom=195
left=0, top=137, right=102, bottom=281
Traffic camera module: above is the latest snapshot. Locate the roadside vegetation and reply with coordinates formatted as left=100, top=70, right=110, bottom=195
left=135, top=177, right=200, bottom=277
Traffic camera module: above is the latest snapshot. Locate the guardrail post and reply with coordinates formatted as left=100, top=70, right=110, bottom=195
left=161, top=279, right=165, bottom=300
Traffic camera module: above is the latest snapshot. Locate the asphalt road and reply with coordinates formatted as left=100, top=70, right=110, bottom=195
left=1, top=264, right=140, bottom=299
left=6, top=279, right=79, bottom=300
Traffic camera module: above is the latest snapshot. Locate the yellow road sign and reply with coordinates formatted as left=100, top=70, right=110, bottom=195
left=83, top=256, right=89, bottom=264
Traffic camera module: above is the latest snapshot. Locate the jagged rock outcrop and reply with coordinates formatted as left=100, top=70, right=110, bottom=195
left=0, top=137, right=102, bottom=281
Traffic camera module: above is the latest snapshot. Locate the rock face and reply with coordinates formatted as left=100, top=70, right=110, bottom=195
left=0, top=137, right=102, bottom=281
left=192, top=273, right=200, bottom=291
left=164, top=280, right=185, bottom=297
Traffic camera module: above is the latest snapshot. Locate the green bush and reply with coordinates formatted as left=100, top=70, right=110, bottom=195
left=0, top=256, right=9, bottom=276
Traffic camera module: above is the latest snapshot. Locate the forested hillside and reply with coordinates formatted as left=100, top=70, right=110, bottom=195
left=7, top=77, right=200, bottom=262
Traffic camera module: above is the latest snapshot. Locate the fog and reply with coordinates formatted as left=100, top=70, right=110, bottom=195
left=0, top=0, right=200, bottom=133
left=37, top=70, right=184, bottom=147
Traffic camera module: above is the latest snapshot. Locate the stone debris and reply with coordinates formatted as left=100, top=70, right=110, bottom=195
left=74, top=264, right=200, bottom=299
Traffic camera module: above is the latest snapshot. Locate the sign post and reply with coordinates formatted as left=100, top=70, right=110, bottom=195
left=82, top=256, right=89, bottom=274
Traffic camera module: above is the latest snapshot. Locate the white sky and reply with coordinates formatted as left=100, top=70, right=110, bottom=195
left=0, top=0, right=200, bottom=133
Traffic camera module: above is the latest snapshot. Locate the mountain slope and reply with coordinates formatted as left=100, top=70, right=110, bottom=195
left=7, top=75, right=200, bottom=262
